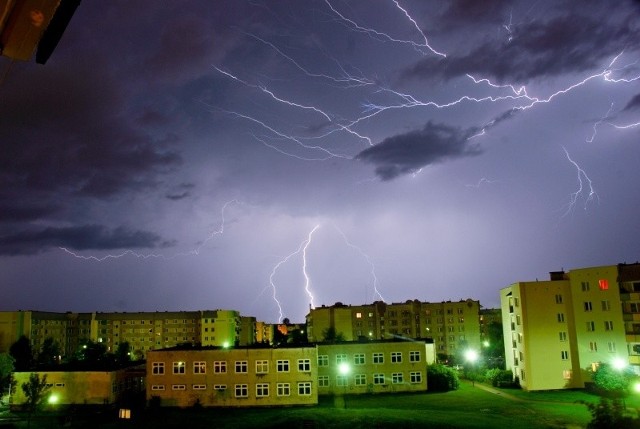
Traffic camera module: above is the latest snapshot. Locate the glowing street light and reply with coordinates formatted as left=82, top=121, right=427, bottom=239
left=612, top=357, right=627, bottom=371
left=465, top=349, right=479, bottom=386
left=48, top=393, right=59, bottom=405
left=338, top=362, right=350, bottom=408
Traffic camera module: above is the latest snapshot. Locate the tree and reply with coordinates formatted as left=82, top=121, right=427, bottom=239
left=580, top=398, right=636, bottom=429
left=426, top=364, right=459, bottom=392
left=21, top=373, right=51, bottom=425
left=115, top=342, right=131, bottom=364
left=592, top=363, right=635, bottom=399
left=484, top=321, right=505, bottom=368
left=0, top=353, right=15, bottom=392
left=10, top=335, right=33, bottom=371
left=37, top=337, right=61, bottom=367
left=78, top=340, right=108, bottom=365
left=321, top=327, right=345, bottom=343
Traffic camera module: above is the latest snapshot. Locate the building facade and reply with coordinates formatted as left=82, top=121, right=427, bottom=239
left=501, top=264, right=637, bottom=391
left=146, top=346, right=318, bottom=407
left=316, top=341, right=428, bottom=396
left=306, top=299, right=481, bottom=358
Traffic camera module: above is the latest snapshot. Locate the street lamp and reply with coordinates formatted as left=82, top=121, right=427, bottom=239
left=464, top=349, right=479, bottom=386
left=338, top=362, right=350, bottom=408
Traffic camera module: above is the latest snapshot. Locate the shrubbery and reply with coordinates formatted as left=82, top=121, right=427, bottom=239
left=427, top=364, right=459, bottom=392
left=484, top=368, right=515, bottom=387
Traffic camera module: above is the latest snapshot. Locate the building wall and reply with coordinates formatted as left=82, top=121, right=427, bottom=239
left=146, top=347, right=318, bottom=407
left=316, top=341, right=427, bottom=396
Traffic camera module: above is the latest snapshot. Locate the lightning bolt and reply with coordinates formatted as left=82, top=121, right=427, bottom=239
left=586, top=102, right=614, bottom=143
left=302, top=225, right=320, bottom=309
left=465, top=178, right=498, bottom=189
left=331, top=224, right=385, bottom=302
left=59, top=200, right=242, bottom=261
left=561, top=146, right=598, bottom=218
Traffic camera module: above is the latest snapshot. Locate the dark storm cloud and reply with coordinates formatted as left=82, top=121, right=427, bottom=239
left=0, top=203, right=60, bottom=223
left=356, top=121, right=482, bottom=181
left=404, top=9, right=638, bottom=83
left=438, top=0, right=510, bottom=27
left=0, top=225, right=166, bottom=256
left=623, top=94, right=640, bottom=111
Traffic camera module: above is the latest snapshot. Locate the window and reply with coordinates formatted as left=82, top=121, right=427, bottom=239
left=391, top=352, right=402, bottom=363
left=256, top=383, right=269, bottom=397
left=409, top=351, right=421, bottom=362
left=563, top=370, right=572, bottom=380
left=599, top=279, right=609, bottom=290
left=298, top=382, right=312, bottom=396
left=256, top=360, right=269, bottom=374
left=608, top=342, right=616, bottom=352
left=582, top=281, right=590, bottom=291
left=586, top=321, right=595, bottom=332
left=152, top=362, right=164, bottom=375
left=604, top=321, right=614, bottom=331
left=589, top=342, right=598, bottom=352
left=193, top=384, right=206, bottom=390
left=584, top=301, right=593, bottom=312
left=555, top=294, right=563, bottom=304
left=559, top=331, right=567, bottom=342
left=193, top=361, right=206, bottom=374
left=602, top=300, right=611, bottom=311
left=410, top=372, right=422, bottom=383
left=173, top=361, right=185, bottom=374
left=277, top=383, right=290, bottom=396
left=277, top=360, right=290, bottom=372
left=516, top=315, right=521, bottom=325
left=373, top=374, right=385, bottom=385
left=318, top=376, right=329, bottom=387
left=336, top=375, right=347, bottom=387
left=318, top=355, right=328, bottom=367
left=557, top=313, right=565, bottom=323
left=298, top=359, right=311, bottom=372
left=354, top=374, right=366, bottom=386
left=354, top=353, right=365, bottom=365
left=235, top=384, right=248, bottom=398
left=373, top=352, right=384, bottom=364
left=172, top=384, right=186, bottom=390
left=336, top=354, right=347, bottom=364
left=213, top=384, right=226, bottom=391
left=391, top=373, right=403, bottom=384
left=235, top=360, right=248, bottom=373
left=632, top=303, right=640, bottom=313
left=151, top=385, right=165, bottom=391
left=214, top=361, right=227, bottom=374
left=356, top=312, right=362, bottom=318
left=561, top=351, right=569, bottom=360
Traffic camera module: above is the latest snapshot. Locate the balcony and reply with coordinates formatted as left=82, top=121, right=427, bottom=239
left=620, top=292, right=640, bottom=301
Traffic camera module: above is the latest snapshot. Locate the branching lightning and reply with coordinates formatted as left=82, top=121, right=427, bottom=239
left=59, top=200, right=241, bottom=261
left=586, top=103, right=614, bottom=143
left=302, top=225, right=320, bottom=309
left=561, top=146, right=598, bottom=217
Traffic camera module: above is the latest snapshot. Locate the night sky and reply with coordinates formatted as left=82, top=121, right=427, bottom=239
left=1, top=1, right=639, bottom=323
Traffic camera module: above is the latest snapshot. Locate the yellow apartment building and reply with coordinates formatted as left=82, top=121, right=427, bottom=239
left=146, top=346, right=318, bottom=407
left=316, top=340, right=428, bottom=396
left=11, top=365, right=145, bottom=407
left=501, top=264, right=632, bottom=391
left=306, top=299, right=481, bottom=358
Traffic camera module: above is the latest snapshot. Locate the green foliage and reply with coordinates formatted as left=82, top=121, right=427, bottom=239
left=9, top=335, right=34, bottom=371
left=115, top=341, right=132, bottom=364
left=36, top=337, right=61, bottom=367
left=580, top=397, right=637, bottom=429
left=484, top=368, right=515, bottom=387
left=0, top=353, right=15, bottom=392
left=21, top=373, right=51, bottom=413
left=484, top=321, right=505, bottom=368
left=592, top=363, right=636, bottom=399
left=427, top=364, right=459, bottom=392
left=321, top=327, right=345, bottom=343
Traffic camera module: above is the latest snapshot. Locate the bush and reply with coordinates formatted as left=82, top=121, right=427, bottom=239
left=427, top=364, right=459, bottom=392
left=484, top=368, right=515, bottom=387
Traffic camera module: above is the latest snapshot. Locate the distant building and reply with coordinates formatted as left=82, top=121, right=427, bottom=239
left=146, top=346, right=318, bottom=407
left=316, top=340, right=429, bottom=396
left=479, top=308, right=502, bottom=341
left=306, top=299, right=481, bottom=358
left=501, top=263, right=640, bottom=391
left=11, top=364, right=145, bottom=407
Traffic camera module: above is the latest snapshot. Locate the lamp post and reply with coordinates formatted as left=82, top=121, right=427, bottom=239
left=338, top=362, right=350, bottom=408
left=464, top=349, right=479, bottom=386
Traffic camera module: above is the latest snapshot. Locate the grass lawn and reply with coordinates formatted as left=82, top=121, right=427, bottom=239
left=6, top=382, right=595, bottom=429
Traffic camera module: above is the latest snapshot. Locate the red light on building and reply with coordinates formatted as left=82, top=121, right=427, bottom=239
left=599, top=279, right=609, bottom=290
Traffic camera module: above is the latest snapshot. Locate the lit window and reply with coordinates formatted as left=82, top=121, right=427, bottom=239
left=256, top=360, right=269, bottom=374
left=599, top=279, right=609, bottom=290
left=173, top=362, right=185, bottom=374
left=410, top=372, right=422, bottom=383
left=277, top=360, right=290, bottom=372
left=256, top=383, right=269, bottom=397
left=298, top=382, right=312, bottom=396
left=277, top=383, right=290, bottom=396
left=318, top=355, right=328, bottom=366
left=235, top=361, right=248, bottom=373
left=356, top=312, right=362, bottom=319
left=563, top=370, right=572, bottom=380
left=235, top=384, right=248, bottom=398
left=373, top=374, right=385, bottom=385
left=354, top=353, right=365, bottom=365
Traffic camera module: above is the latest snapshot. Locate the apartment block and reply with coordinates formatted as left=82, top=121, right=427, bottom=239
left=501, top=264, right=636, bottom=391
left=146, top=346, right=318, bottom=407
left=306, top=299, right=481, bottom=358
left=316, top=341, right=428, bottom=396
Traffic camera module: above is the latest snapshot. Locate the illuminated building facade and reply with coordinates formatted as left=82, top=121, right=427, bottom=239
left=306, top=299, right=481, bottom=358
left=316, top=341, right=428, bottom=396
left=501, top=264, right=638, bottom=391
left=146, top=346, right=318, bottom=407
left=0, top=309, right=253, bottom=359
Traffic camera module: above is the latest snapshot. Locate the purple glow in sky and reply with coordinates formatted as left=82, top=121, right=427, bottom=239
left=1, top=0, right=639, bottom=323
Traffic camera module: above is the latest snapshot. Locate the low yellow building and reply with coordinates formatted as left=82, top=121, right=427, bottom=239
left=146, top=346, right=318, bottom=407
left=316, top=340, right=428, bottom=396
left=11, top=365, right=145, bottom=406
